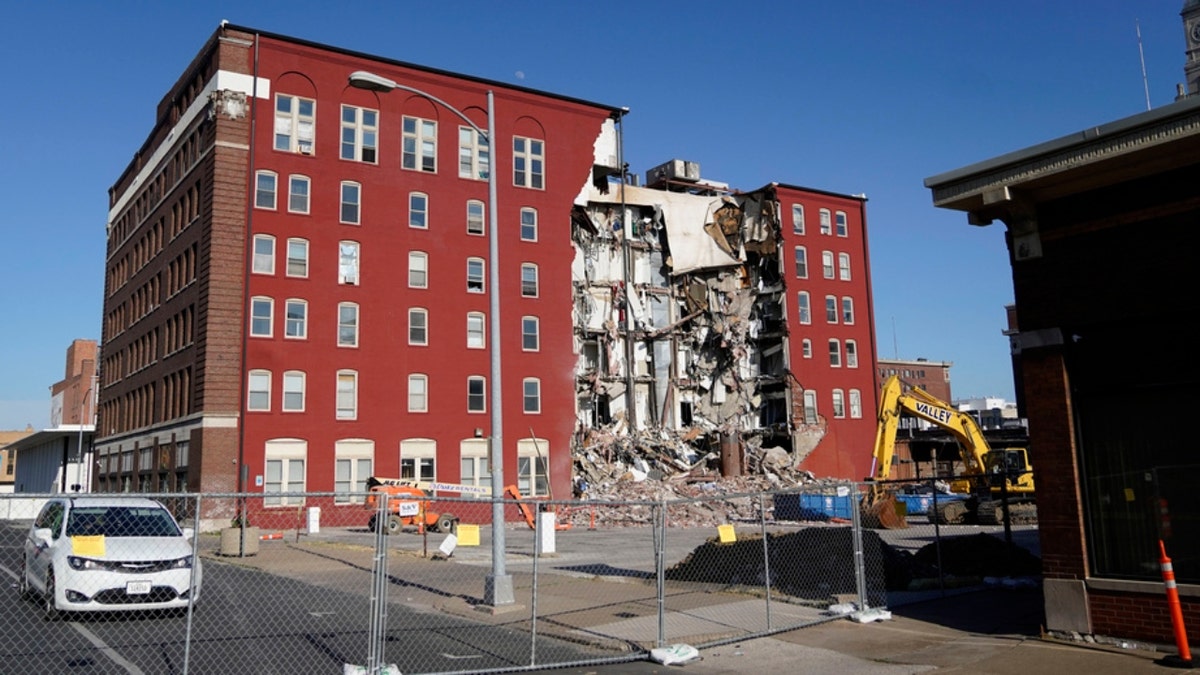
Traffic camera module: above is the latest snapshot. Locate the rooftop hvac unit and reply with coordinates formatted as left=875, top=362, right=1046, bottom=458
left=646, top=159, right=700, bottom=186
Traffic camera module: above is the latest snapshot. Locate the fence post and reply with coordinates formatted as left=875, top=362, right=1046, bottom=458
left=366, top=492, right=390, bottom=672
left=182, top=492, right=201, bottom=675
left=530, top=501, right=541, bottom=667
left=759, top=493, right=773, bottom=631
left=655, top=498, right=667, bottom=648
left=850, top=482, right=869, bottom=610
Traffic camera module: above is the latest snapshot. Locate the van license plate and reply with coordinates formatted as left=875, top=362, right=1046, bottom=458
left=127, top=581, right=152, bottom=595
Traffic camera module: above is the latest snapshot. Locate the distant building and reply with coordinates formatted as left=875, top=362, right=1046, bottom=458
left=7, top=340, right=97, bottom=493
left=875, top=357, right=951, bottom=402
left=0, top=426, right=35, bottom=493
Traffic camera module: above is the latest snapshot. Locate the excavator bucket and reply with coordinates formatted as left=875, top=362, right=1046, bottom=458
left=861, top=493, right=908, bottom=529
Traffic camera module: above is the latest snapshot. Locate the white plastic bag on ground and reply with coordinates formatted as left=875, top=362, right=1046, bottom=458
left=650, top=643, right=701, bottom=665
left=344, top=664, right=401, bottom=674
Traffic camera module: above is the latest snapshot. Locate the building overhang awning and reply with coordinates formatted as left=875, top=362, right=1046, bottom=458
left=4, top=426, right=94, bottom=452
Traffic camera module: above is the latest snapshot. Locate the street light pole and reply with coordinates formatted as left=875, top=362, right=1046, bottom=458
left=349, top=71, right=513, bottom=607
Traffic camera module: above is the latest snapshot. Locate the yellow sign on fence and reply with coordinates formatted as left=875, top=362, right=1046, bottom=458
left=457, top=524, right=480, bottom=546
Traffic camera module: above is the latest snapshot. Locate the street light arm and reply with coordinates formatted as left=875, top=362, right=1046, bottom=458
left=348, top=71, right=489, bottom=139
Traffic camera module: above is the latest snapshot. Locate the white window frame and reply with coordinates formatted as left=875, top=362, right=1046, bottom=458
left=338, top=302, right=359, bottom=348
left=832, top=389, right=846, bottom=419
left=274, top=94, right=315, bottom=154
left=466, top=200, right=485, bottom=236
left=401, top=439, right=437, bottom=484
left=797, top=292, right=811, bottom=325
left=849, top=389, right=863, bottom=419
left=458, top=126, right=490, bottom=180
left=408, top=374, right=428, bottom=413
left=340, top=104, right=378, bottom=163
left=841, top=297, right=854, bottom=324
left=517, top=438, right=549, bottom=496
left=819, top=209, right=832, bottom=235
left=467, top=375, right=486, bottom=413
left=467, top=258, right=485, bottom=293
left=825, top=295, right=838, bottom=324
left=792, top=204, right=805, bottom=234
left=339, top=240, right=360, bottom=285
left=522, top=378, right=541, bottom=414
left=521, top=316, right=539, bottom=351
left=286, top=238, right=309, bottom=278
left=803, top=390, right=818, bottom=424
left=822, top=251, right=835, bottom=279
left=409, top=308, right=428, bottom=346
left=846, top=340, right=859, bottom=368
left=801, top=339, right=812, bottom=359
left=467, top=312, right=485, bottom=349
left=520, top=207, right=538, bottom=241
left=835, top=210, right=848, bottom=237
left=288, top=175, right=311, bottom=214
left=409, top=251, right=428, bottom=289
left=252, top=234, right=275, bottom=275
left=264, top=439, right=306, bottom=507
left=282, top=370, right=306, bottom=412
left=334, top=439, right=375, bottom=504
left=794, top=246, right=807, bottom=278
left=285, top=299, right=307, bottom=339
left=838, top=253, right=851, bottom=281
left=336, top=370, right=358, bottom=420
left=402, top=116, right=437, bottom=173
left=512, top=136, right=544, bottom=190
left=248, top=369, right=271, bottom=411
left=255, top=171, right=277, bottom=210
left=409, top=192, right=428, bottom=229
left=520, top=263, right=539, bottom=297
left=459, top=439, right=490, bottom=498
left=829, top=339, right=842, bottom=368
left=250, top=296, right=274, bottom=337
left=340, top=181, right=361, bottom=225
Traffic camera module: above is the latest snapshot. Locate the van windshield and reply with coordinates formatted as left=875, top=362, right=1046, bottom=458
left=65, top=507, right=181, bottom=538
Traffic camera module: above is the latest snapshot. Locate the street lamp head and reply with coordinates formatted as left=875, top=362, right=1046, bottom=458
left=348, top=70, right=397, bottom=92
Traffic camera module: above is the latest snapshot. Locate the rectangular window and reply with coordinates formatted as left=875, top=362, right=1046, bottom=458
left=822, top=251, right=835, bottom=279
left=835, top=211, right=848, bottom=237
left=339, top=241, right=360, bottom=285
left=466, top=200, right=485, bottom=235
left=825, top=296, right=838, bottom=323
left=286, top=239, right=309, bottom=277
left=467, top=376, right=486, bottom=413
left=802, top=339, right=812, bottom=359
left=338, top=303, right=359, bottom=347
left=842, top=297, right=854, bottom=324
left=334, top=441, right=374, bottom=504
left=793, top=247, right=807, bottom=278
left=341, top=182, right=361, bottom=224
left=409, top=308, right=428, bottom=345
left=336, top=371, right=358, bottom=420
left=252, top=235, right=275, bottom=275
left=467, top=258, right=485, bottom=293
left=264, top=454, right=305, bottom=507
left=792, top=204, right=805, bottom=234
left=838, top=253, right=851, bottom=281
left=521, top=316, right=539, bottom=351
left=408, top=374, right=428, bottom=412
left=832, top=389, right=845, bottom=418
left=803, top=390, right=818, bottom=424
left=513, top=136, right=544, bottom=189
left=402, top=116, right=437, bottom=172
left=409, top=251, right=428, bottom=288
left=458, top=126, right=490, bottom=180
left=523, top=378, right=541, bottom=413
left=520, top=207, right=538, bottom=241
left=829, top=339, right=841, bottom=367
left=846, top=340, right=858, bottom=368
left=340, top=105, right=378, bottom=163
left=520, top=263, right=539, bottom=297
left=282, top=371, right=305, bottom=412
left=819, top=209, right=832, bottom=235
left=460, top=455, right=491, bottom=497
left=288, top=175, right=311, bottom=214
left=797, top=292, right=811, bottom=325
left=275, top=94, right=315, bottom=154
left=255, top=171, right=277, bottom=210
left=849, top=389, right=863, bottom=418
left=285, top=299, right=307, bottom=339
left=401, top=454, right=436, bottom=483
left=518, top=451, right=548, bottom=497
left=409, top=192, right=428, bottom=229
left=248, top=370, right=271, bottom=411
left=251, top=297, right=273, bottom=337
left=467, top=312, right=485, bottom=349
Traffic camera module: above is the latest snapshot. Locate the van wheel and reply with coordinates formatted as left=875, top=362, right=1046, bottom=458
left=44, top=571, right=59, bottom=621
left=385, top=515, right=404, bottom=535
left=437, top=514, right=457, bottom=534
left=18, top=560, right=32, bottom=601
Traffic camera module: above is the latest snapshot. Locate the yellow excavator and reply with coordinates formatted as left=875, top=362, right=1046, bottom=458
left=862, top=375, right=1036, bottom=528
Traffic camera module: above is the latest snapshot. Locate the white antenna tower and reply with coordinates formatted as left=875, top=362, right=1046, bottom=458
left=1137, top=19, right=1152, bottom=111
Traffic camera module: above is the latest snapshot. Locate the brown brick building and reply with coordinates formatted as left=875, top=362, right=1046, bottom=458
left=925, top=10, right=1200, bottom=643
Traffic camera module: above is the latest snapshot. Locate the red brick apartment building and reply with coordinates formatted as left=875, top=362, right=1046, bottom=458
left=875, top=357, right=951, bottom=403
left=924, top=2, right=1200, bottom=645
left=96, top=23, right=622, bottom=523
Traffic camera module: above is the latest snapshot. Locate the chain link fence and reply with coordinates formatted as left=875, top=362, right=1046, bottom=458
left=0, top=481, right=1038, bottom=673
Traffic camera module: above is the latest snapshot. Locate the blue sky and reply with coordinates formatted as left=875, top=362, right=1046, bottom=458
left=0, top=1, right=1189, bottom=429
